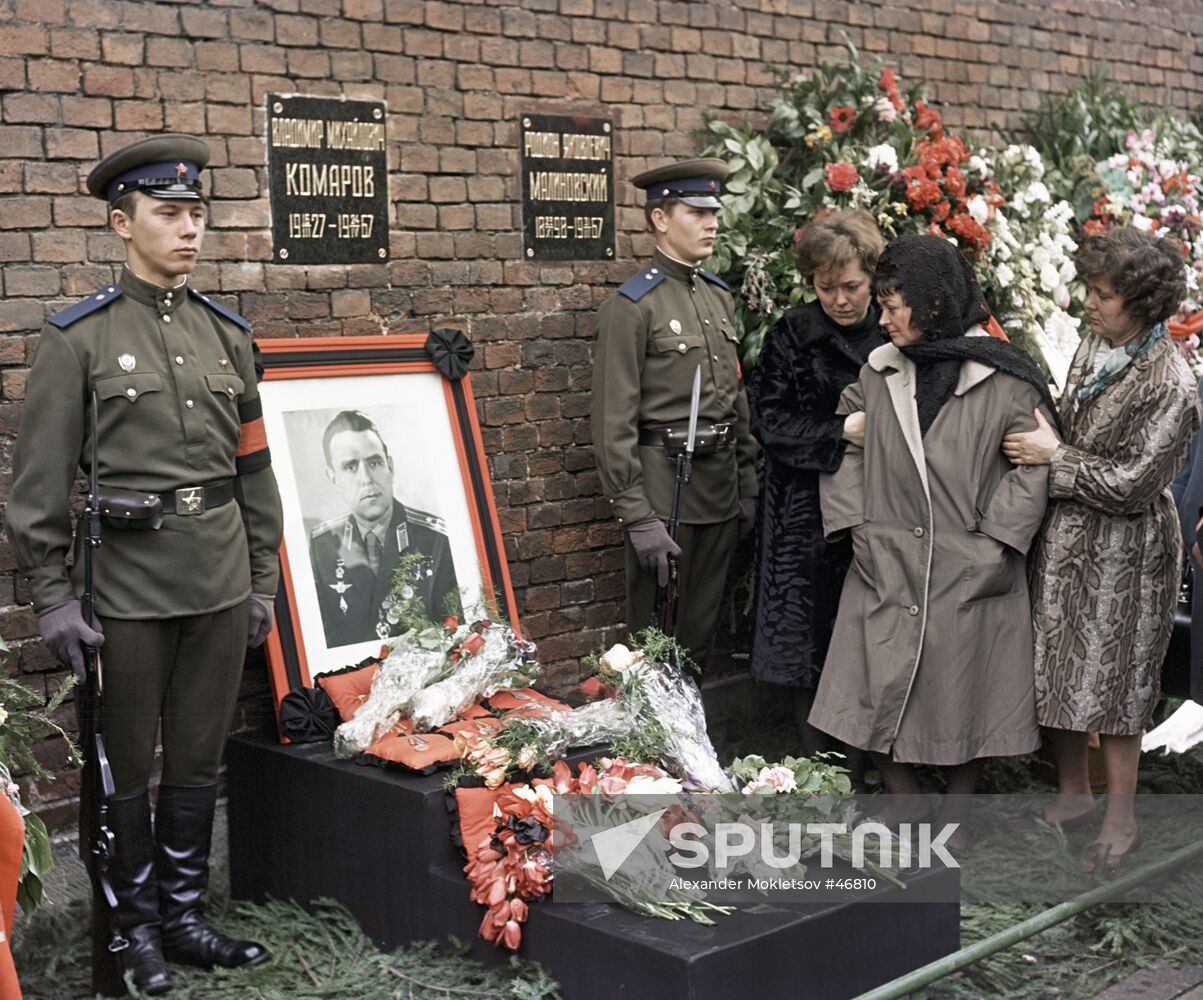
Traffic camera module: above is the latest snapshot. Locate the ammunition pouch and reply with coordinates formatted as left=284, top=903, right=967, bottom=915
left=96, top=488, right=163, bottom=531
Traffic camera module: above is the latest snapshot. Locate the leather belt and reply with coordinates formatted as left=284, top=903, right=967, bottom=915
left=157, top=479, right=235, bottom=515
left=639, top=423, right=732, bottom=454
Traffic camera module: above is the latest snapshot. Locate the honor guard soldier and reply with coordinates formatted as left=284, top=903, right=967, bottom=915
left=6, top=134, right=284, bottom=995
left=591, top=158, right=759, bottom=660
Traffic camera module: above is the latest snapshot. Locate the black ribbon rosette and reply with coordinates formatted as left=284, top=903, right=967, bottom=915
left=278, top=685, right=340, bottom=743
left=425, top=328, right=475, bottom=381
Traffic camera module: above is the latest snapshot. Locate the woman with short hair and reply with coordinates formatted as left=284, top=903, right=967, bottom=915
left=1004, top=226, right=1199, bottom=870
left=747, top=210, right=886, bottom=783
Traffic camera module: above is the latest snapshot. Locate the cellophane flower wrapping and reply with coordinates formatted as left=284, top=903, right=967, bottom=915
left=619, top=656, right=734, bottom=793
left=409, top=625, right=540, bottom=731
left=502, top=697, right=638, bottom=760
left=331, top=625, right=462, bottom=758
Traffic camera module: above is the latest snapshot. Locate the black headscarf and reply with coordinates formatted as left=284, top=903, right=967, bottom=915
left=875, top=235, right=1058, bottom=436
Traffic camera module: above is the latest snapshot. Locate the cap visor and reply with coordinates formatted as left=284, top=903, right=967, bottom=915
left=144, top=187, right=202, bottom=201
left=680, top=195, right=722, bottom=209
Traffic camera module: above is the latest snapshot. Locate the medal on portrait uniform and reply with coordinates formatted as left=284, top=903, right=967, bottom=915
left=329, top=558, right=352, bottom=614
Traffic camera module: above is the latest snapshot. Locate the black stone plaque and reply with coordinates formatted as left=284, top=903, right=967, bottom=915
left=521, top=113, right=615, bottom=262
left=267, top=94, right=389, bottom=265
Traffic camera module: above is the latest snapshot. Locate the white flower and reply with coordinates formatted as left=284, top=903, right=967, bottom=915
left=1024, top=180, right=1051, bottom=204
left=1031, top=246, right=1051, bottom=271
left=1039, top=263, right=1061, bottom=293
left=967, top=194, right=990, bottom=226
left=1132, top=214, right=1155, bottom=232
left=754, top=765, right=798, bottom=793
left=969, top=154, right=990, bottom=177
left=1054, top=284, right=1071, bottom=310
left=0, top=707, right=7, bottom=727
left=997, top=262, right=1014, bottom=288
left=600, top=643, right=644, bottom=674
left=626, top=775, right=684, bottom=795
left=865, top=143, right=898, bottom=174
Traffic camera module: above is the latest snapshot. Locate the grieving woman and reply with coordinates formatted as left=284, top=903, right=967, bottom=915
left=811, top=234, right=1056, bottom=820
left=1004, top=226, right=1199, bottom=871
left=747, top=210, right=886, bottom=781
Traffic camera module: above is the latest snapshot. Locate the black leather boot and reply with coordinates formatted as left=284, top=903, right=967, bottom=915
left=155, top=784, right=270, bottom=969
left=107, top=793, right=172, bottom=995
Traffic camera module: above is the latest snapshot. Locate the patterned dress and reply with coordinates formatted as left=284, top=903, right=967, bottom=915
left=1030, top=331, right=1199, bottom=735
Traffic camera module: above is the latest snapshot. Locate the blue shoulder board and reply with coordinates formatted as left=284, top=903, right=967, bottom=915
left=697, top=269, right=730, bottom=291
left=47, top=285, right=123, bottom=329
left=618, top=266, right=667, bottom=302
left=188, top=287, right=251, bottom=332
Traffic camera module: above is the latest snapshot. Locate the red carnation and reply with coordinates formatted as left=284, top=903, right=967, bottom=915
left=930, top=200, right=951, bottom=223
left=1083, top=218, right=1107, bottom=238
left=914, top=100, right=943, bottom=137
left=905, top=176, right=943, bottom=211
left=943, top=165, right=967, bottom=202
left=878, top=66, right=906, bottom=110
left=947, top=212, right=991, bottom=255
left=826, top=162, right=859, bottom=193
left=829, top=106, right=856, bottom=133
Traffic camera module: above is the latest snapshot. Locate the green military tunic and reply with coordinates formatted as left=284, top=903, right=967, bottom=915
left=7, top=266, right=283, bottom=619
left=592, top=247, right=758, bottom=653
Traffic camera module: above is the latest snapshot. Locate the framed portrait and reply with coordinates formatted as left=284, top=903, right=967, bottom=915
left=258, top=332, right=518, bottom=718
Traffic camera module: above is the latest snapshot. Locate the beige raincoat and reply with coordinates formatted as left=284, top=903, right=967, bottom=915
left=810, top=337, right=1052, bottom=764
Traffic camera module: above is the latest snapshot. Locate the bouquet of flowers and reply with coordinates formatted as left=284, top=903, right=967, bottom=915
left=408, top=624, right=540, bottom=731
left=488, top=697, right=639, bottom=764
left=332, top=621, right=461, bottom=758
left=701, top=45, right=1079, bottom=379
left=1082, top=129, right=1203, bottom=312
left=465, top=758, right=731, bottom=951
left=597, top=631, right=734, bottom=793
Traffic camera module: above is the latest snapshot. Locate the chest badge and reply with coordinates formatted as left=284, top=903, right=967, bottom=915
left=118, top=354, right=136, bottom=373
left=669, top=319, right=682, bottom=334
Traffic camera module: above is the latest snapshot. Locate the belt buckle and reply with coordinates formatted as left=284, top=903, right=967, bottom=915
left=175, top=486, right=204, bottom=515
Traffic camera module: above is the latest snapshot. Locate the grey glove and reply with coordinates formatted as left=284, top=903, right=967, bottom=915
left=738, top=497, right=757, bottom=541
left=38, top=599, right=104, bottom=681
left=247, top=593, right=276, bottom=648
left=626, top=517, right=682, bottom=588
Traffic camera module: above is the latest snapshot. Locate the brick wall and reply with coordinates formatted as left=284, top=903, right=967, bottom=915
left=1, top=0, right=1201, bottom=827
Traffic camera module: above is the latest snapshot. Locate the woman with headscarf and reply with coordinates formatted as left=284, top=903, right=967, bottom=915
left=809, top=234, right=1056, bottom=820
left=1004, top=227, right=1199, bottom=871
left=747, top=210, right=886, bottom=786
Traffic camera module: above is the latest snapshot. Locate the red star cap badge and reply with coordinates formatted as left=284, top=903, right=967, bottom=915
left=176, top=162, right=188, bottom=177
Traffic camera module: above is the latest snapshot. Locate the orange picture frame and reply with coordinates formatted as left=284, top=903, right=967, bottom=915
left=256, top=332, right=519, bottom=730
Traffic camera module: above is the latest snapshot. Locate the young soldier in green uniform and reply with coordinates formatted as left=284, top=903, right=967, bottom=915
left=591, top=158, right=758, bottom=660
left=6, top=135, right=284, bottom=994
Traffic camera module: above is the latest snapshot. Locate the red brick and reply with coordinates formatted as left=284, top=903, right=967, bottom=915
left=114, top=101, right=164, bottom=131
left=82, top=63, right=133, bottom=97
left=180, top=7, right=228, bottom=38
left=32, top=230, right=85, bottom=263
left=287, top=48, right=331, bottom=78
left=23, top=162, right=78, bottom=194
left=276, top=14, right=319, bottom=46
left=0, top=24, right=49, bottom=56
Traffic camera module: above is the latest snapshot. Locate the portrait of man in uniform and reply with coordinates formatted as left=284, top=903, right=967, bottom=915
left=308, top=409, right=458, bottom=647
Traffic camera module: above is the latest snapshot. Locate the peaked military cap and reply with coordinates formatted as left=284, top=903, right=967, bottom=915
left=631, top=157, right=729, bottom=209
left=86, top=133, right=211, bottom=204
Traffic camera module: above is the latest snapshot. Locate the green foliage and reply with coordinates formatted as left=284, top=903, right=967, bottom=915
left=607, top=717, right=668, bottom=765
left=627, top=626, right=697, bottom=675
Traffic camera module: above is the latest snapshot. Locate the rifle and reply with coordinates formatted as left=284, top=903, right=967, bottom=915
left=652, top=365, right=701, bottom=638
left=77, top=389, right=127, bottom=996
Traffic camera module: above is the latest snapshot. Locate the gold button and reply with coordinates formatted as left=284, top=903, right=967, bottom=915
left=913, top=527, right=924, bottom=537
left=162, top=314, right=171, bottom=323
left=185, top=399, right=194, bottom=408
left=713, top=354, right=719, bottom=361
left=704, top=319, right=710, bottom=325
left=175, top=356, right=184, bottom=365
left=678, top=343, right=687, bottom=353
left=227, top=387, right=235, bottom=397
left=908, top=604, right=919, bottom=616
left=125, top=387, right=136, bottom=398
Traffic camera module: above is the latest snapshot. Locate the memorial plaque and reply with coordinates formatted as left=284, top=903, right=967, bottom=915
left=521, top=113, right=615, bottom=262
left=267, top=94, right=389, bottom=265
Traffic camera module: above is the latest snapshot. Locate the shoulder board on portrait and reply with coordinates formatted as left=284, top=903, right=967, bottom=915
left=188, top=288, right=251, bottom=332
left=696, top=269, right=729, bottom=291
left=310, top=514, right=351, bottom=539
left=47, top=285, right=124, bottom=330
left=406, top=506, right=448, bottom=534
left=618, top=266, right=666, bottom=302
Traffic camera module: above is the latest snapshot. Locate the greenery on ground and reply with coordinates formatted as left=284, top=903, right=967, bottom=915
left=12, top=872, right=561, bottom=1000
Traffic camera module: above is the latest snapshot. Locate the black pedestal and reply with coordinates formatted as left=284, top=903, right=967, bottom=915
left=226, top=729, right=959, bottom=1000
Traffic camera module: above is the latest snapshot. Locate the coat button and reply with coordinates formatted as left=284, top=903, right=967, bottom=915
left=175, top=356, right=184, bottom=365
left=908, top=604, right=919, bottom=616
left=913, top=526, right=924, bottom=537
left=125, top=387, right=136, bottom=398
left=185, top=399, right=194, bottom=408
left=678, top=343, right=687, bottom=353
left=162, top=314, right=171, bottom=323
